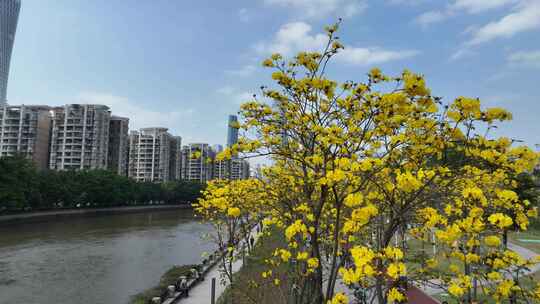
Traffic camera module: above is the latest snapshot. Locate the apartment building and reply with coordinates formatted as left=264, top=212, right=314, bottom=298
left=49, top=104, right=111, bottom=170
left=0, top=105, right=52, bottom=169
left=170, top=136, right=182, bottom=181
left=213, top=158, right=250, bottom=180
left=128, top=127, right=175, bottom=182
left=108, top=116, right=129, bottom=176
left=180, top=143, right=214, bottom=183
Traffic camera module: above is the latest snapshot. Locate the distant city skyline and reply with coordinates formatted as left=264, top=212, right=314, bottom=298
left=1, top=102, right=250, bottom=181
left=0, top=0, right=21, bottom=105
left=5, top=1, right=540, bottom=149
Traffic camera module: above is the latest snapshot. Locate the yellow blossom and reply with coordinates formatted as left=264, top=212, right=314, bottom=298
left=449, top=283, right=465, bottom=297
left=297, top=252, right=309, bottom=260
left=279, top=249, right=291, bottom=262
left=488, top=213, right=513, bottom=229
left=387, top=288, right=405, bottom=303
left=396, top=171, right=422, bottom=193
left=328, top=292, right=348, bottom=304
left=484, top=235, right=501, bottom=247
left=227, top=207, right=241, bottom=217
left=307, top=257, right=319, bottom=269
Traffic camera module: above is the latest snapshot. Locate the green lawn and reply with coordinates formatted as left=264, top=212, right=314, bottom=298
left=216, top=229, right=540, bottom=304
left=434, top=271, right=540, bottom=304
left=509, top=228, right=540, bottom=254
left=404, top=237, right=458, bottom=274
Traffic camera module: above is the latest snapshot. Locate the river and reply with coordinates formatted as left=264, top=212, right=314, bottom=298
left=0, top=208, right=214, bottom=304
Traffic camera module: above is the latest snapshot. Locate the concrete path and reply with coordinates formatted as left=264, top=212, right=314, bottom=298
left=178, top=227, right=261, bottom=304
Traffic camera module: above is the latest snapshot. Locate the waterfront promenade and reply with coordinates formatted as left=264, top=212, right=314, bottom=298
left=174, top=226, right=261, bottom=304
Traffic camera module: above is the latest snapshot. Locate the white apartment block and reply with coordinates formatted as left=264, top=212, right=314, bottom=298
left=181, top=143, right=214, bottom=183
left=128, top=127, right=175, bottom=182
left=213, top=158, right=250, bottom=180
left=108, top=116, right=129, bottom=176
left=0, top=105, right=52, bottom=169
left=49, top=104, right=111, bottom=170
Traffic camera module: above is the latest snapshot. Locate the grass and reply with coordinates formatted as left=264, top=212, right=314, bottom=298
left=215, top=229, right=539, bottom=304
left=217, top=229, right=290, bottom=304
left=129, top=264, right=196, bottom=304
left=404, top=237, right=458, bottom=274
left=433, top=271, right=540, bottom=304
left=423, top=225, right=540, bottom=304
left=509, top=227, right=540, bottom=254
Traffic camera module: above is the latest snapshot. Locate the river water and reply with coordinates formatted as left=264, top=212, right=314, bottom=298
left=0, top=209, right=214, bottom=304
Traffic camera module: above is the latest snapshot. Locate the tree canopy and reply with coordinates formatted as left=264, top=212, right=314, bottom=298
left=0, top=155, right=204, bottom=213
left=196, top=23, right=540, bottom=304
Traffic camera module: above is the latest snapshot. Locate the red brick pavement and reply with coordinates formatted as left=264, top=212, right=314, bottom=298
left=405, top=285, right=441, bottom=304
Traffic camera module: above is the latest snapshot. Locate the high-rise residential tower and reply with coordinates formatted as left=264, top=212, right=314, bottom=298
left=213, top=158, right=250, bottom=180
left=128, top=127, right=174, bottom=182
left=49, top=104, right=111, bottom=170
left=170, top=136, right=182, bottom=180
left=0, top=105, right=51, bottom=169
left=108, top=116, right=129, bottom=176
left=226, top=115, right=238, bottom=147
left=0, top=0, right=21, bottom=105
left=180, top=143, right=213, bottom=183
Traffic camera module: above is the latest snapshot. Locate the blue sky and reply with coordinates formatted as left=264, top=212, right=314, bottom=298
left=7, top=0, right=540, bottom=149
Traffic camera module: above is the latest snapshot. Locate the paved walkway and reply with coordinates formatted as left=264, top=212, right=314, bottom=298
left=178, top=227, right=261, bottom=304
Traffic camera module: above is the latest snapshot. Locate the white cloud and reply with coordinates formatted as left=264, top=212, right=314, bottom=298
left=508, top=50, right=540, bottom=68
left=450, top=48, right=476, bottom=60
left=216, top=86, right=236, bottom=95
left=451, top=0, right=518, bottom=13
left=238, top=8, right=250, bottom=23
left=414, top=0, right=518, bottom=26
left=225, top=64, right=257, bottom=77
left=77, top=92, right=194, bottom=133
left=467, top=1, right=540, bottom=45
left=387, top=0, right=426, bottom=5
left=216, top=86, right=254, bottom=104
left=254, top=22, right=327, bottom=56
left=255, top=22, right=418, bottom=65
left=336, top=47, right=419, bottom=65
left=263, top=0, right=367, bottom=19
left=414, top=10, right=450, bottom=26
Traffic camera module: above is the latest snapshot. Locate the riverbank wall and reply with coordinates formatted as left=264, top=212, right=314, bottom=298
left=0, top=204, right=192, bottom=226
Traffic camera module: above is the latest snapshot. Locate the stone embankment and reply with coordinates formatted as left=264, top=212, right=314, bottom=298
left=150, top=225, right=261, bottom=304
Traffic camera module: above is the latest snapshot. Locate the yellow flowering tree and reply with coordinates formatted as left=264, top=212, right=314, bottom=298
left=210, top=22, right=539, bottom=304
left=194, top=179, right=266, bottom=285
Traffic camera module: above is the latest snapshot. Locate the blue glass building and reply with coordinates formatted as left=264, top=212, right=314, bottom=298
left=0, top=0, right=20, bottom=105
left=227, top=115, right=239, bottom=147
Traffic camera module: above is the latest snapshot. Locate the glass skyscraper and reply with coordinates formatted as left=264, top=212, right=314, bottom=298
left=0, top=0, right=21, bottom=105
left=227, top=114, right=239, bottom=147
